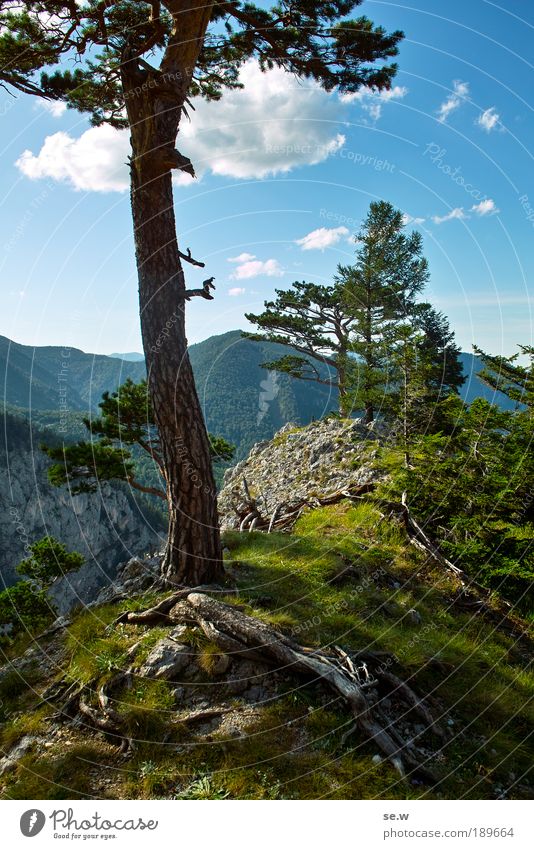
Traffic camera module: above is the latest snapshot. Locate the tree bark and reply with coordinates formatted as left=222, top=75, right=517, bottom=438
left=121, top=21, right=223, bottom=584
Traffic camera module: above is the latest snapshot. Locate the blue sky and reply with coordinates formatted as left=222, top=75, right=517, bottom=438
left=1, top=0, right=532, bottom=356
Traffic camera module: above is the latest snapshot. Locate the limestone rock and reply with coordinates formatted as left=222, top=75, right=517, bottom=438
left=218, top=417, right=386, bottom=530
left=138, top=640, right=192, bottom=680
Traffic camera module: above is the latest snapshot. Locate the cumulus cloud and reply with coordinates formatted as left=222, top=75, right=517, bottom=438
left=227, top=252, right=256, bottom=263
left=431, top=199, right=499, bottom=223
left=16, top=124, right=130, bottom=192
left=472, top=199, right=499, bottom=215
left=228, top=287, right=246, bottom=296
left=230, top=258, right=284, bottom=280
left=37, top=99, right=67, bottom=118
left=340, top=84, right=408, bottom=122
left=432, top=207, right=467, bottom=224
left=295, top=226, right=349, bottom=251
left=476, top=107, right=500, bottom=132
left=437, top=80, right=470, bottom=123
left=17, top=60, right=347, bottom=191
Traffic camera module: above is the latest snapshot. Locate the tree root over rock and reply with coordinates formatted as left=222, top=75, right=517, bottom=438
left=45, top=590, right=445, bottom=783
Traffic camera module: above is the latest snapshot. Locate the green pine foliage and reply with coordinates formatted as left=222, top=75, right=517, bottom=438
left=16, top=536, right=84, bottom=588
left=42, top=378, right=234, bottom=500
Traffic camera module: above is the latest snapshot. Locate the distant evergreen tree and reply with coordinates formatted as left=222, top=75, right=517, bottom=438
left=340, top=201, right=430, bottom=423
left=386, top=304, right=465, bottom=452
left=0, top=536, right=83, bottom=639
left=16, top=536, right=84, bottom=588
left=247, top=202, right=430, bottom=421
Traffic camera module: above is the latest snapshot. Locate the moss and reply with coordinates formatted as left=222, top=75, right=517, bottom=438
left=1, top=744, right=110, bottom=800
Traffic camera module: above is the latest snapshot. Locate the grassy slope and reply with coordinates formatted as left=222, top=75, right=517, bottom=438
left=1, top=500, right=532, bottom=800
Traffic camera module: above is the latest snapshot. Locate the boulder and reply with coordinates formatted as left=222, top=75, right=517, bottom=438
left=138, top=640, right=192, bottom=680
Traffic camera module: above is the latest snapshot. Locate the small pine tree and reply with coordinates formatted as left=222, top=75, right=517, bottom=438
left=16, top=536, right=85, bottom=588
left=42, top=378, right=234, bottom=499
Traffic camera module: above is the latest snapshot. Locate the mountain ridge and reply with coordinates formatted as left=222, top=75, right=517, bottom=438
left=1, top=330, right=516, bottom=461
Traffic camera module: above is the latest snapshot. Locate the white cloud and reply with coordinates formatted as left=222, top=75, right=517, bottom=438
left=437, top=80, right=470, bottom=123
left=228, top=287, right=246, bottom=296
left=17, top=60, right=348, bottom=191
left=227, top=252, right=256, bottom=263
left=340, top=84, right=408, bottom=122
left=230, top=258, right=284, bottom=280
left=432, top=207, right=467, bottom=224
left=477, top=107, right=500, bottom=132
left=16, top=124, right=130, bottom=192
left=295, top=226, right=349, bottom=251
left=402, top=213, right=426, bottom=226
left=472, top=199, right=499, bottom=215
left=431, top=199, right=499, bottom=224
left=37, top=99, right=67, bottom=118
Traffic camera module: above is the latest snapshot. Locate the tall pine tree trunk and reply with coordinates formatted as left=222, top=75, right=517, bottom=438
left=121, top=12, right=223, bottom=584
left=129, top=163, right=222, bottom=583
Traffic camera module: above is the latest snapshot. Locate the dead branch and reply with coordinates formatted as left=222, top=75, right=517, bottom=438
left=178, top=247, right=205, bottom=268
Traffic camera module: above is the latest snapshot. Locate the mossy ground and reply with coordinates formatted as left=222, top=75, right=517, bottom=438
left=1, top=500, right=533, bottom=800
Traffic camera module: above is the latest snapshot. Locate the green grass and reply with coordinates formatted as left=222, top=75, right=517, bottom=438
left=1, top=499, right=533, bottom=800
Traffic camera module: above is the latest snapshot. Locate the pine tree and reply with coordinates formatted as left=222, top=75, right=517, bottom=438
left=385, top=304, right=464, bottom=460
left=339, top=201, right=429, bottom=423
left=244, top=282, right=357, bottom=415
left=43, top=378, right=234, bottom=498
left=0, top=2, right=403, bottom=583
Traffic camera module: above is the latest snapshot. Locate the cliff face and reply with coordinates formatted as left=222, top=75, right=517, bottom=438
left=0, top=415, right=164, bottom=613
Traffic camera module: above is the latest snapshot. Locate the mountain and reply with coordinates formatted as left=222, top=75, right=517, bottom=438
left=188, top=330, right=336, bottom=459
left=0, top=332, right=516, bottom=462
left=0, top=335, right=145, bottom=413
left=459, top=352, right=518, bottom=410
left=0, top=410, right=164, bottom=609
left=110, top=352, right=145, bottom=361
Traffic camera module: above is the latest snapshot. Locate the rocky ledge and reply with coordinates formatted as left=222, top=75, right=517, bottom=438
left=217, top=416, right=386, bottom=531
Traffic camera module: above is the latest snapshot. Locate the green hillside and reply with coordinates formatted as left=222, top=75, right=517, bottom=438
left=1, top=332, right=516, bottom=463
left=0, top=335, right=145, bottom=413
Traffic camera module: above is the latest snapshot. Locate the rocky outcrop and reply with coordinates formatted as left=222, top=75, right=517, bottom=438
left=218, top=417, right=386, bottom=530
left=0, top=427, right=164, bottom=613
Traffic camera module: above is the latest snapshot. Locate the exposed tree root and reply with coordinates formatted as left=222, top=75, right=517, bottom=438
left=233, top=478, right=375, bottom=533
left=42, top=589, right=444, bottom=782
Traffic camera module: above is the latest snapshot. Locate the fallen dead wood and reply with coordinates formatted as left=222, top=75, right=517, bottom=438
left=232, top=479, right=376, bottom=534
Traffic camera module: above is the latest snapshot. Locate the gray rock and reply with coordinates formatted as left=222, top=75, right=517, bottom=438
left=138, top=640, right=192, bottom=680
left=218, top=417, right=385, bottom=530
left=0, top=735, right=40, bottom=776
left=0, top=435, right=164, bottom=614
left=405, top=608, right=422, bottom=626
